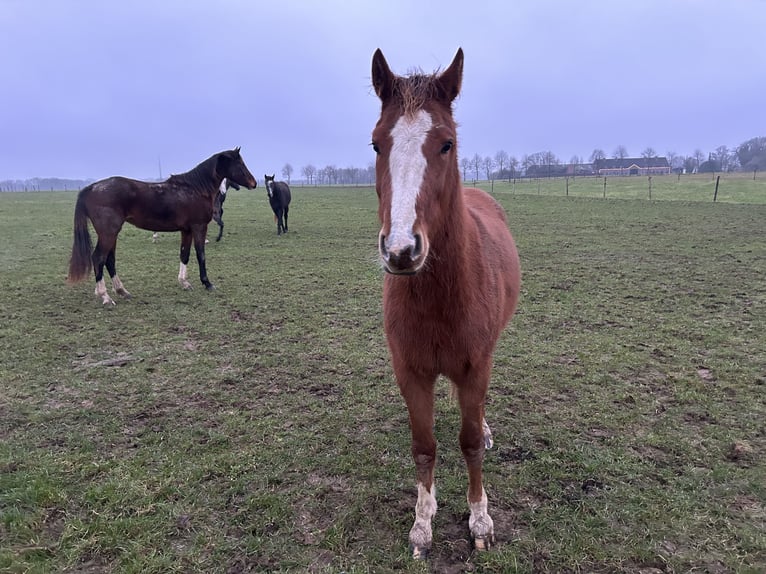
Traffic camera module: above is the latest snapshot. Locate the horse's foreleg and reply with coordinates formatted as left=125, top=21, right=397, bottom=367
left=178, top=232, right=194, bottom=290
left=193, top=227, right=213, bottom=290
left=283, top=205, right=289, bottom=232
left=399, top=373, right=437, bottom=559
left=214, top=207, right=224, bottom=241
left=105, top=249, right=131, bottom=299
left=455, top=369, right=494, bottom=551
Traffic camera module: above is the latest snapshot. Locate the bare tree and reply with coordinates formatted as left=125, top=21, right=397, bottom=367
left=542, top=150, right=559, bottom=177
left=521, top=154, right=532, bottom=176
left=470, top=153, right=482, bottom=181
left=714, top=145, right=732, bottom=172
left=641, top=147, right=657, bottom=158
left=613, top=145, right=628, bottom=159
left=494, top=150, right=508, bottom=179
left=693, top=149, right=705, bottom=171
left=508, top=156, right=519, bottom=181
left=666, top=151, right=679, bottom=170
left=589, top=148, right=606, bottom=162
left=282, top=163, right=293, bottom=184
left=483, top=156, right=495, bottom=181
left=460, top=156, right=470, bottom=181
left=301, top=164, right=317, bottom=185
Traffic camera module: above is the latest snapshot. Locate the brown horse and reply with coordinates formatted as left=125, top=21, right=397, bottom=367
left=371, top=48, right=521, bottom=557
left=67, top=147, right=257, bottom=305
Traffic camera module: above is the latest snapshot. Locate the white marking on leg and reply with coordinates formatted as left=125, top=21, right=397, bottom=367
left=386, top=110, right=432, bottom=253
left=468, top=487, right=494, bottom=550
left=152, top=232, right=159, bottom=242
left=178, top=262, right=192, bottom=290
left=409, top=481, right=437, bottom=558
left=95, top=279, right=115, bottom=306
left=111, top=275, right=131, bottom=298
left=483, top=417, right=494, bottom=449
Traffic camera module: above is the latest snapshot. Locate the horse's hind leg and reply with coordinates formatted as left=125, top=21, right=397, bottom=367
left=92, top=239, right=116, bottom=305
left=215, top=220, right=224, bottom=241
left=283, top=205, right=289, bottom=232
left=105, top=249, right=131, bottom=299
left=214, top=206, right=224, bottom=241
left=193, top=227, right=214, bottom=290
left=178, top=231, right=194, bottom=290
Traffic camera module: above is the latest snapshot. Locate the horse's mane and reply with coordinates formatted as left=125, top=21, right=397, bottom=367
left=392, top=69, right=444, bottom=116
left=167, top=154, right=218, bottom=192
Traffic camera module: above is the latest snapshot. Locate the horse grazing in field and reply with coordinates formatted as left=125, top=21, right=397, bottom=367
left=264, top=174, right=291, bottom=235
left=370, top=48, right=521, bottom=558
left=67, top=147, right=257, bottom=305
left=212, top=177, right=241, bottom=241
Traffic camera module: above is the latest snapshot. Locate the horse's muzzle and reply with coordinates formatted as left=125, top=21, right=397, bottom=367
left=379, top=232, right=426, bottom=275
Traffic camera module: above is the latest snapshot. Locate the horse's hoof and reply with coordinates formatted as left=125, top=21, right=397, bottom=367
left=205, top=283, right=216, bottom=291
left=473, top=535, right=493, bottom=551
left=410, top=544, right=430, bottom=560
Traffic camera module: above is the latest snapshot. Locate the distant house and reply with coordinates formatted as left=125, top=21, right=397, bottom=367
left=593, top=157, right=671, bottom=176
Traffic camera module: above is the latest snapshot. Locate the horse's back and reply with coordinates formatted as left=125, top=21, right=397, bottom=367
left=464, top=186, right=521, bottom=323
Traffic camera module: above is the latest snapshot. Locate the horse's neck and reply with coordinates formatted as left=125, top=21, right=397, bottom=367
left=177, top=157, right=221, bottom=194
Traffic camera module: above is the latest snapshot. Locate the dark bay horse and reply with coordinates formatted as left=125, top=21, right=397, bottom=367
left=264, top=174, right=291, bottom=235
left=213, top=178, right=241, bottom=241
left=67, top=147, right=257, bottom=305
left=371, top=48, right=521, bottom=557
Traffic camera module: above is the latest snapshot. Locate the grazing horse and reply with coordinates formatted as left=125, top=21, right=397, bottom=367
left=370, top=48, right=521, bottom=557
left=67, top=147, right=257, bottom=305
left=264, top=174, right=291, bottom=235
left=212, top=178, right=241, bottom=241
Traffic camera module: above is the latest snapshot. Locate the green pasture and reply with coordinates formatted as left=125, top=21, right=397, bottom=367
left=1, top=185, right=764, bottom=573
left=473, top=171, right=766, bottom=204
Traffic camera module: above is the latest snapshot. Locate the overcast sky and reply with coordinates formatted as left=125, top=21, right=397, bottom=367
left=1, top=0, right=764, bottom=181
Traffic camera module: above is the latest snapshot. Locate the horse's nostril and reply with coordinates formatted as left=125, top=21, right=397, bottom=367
left=379, top=234, right=388, bottom=257
left=413, top=234, right=423, bottom=258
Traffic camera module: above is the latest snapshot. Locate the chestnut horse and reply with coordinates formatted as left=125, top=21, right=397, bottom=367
left=371, top=48, right=521, bottom=557
left=67, top=147, right=257, bottom=305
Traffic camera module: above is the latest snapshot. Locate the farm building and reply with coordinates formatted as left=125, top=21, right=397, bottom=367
left=593, top=157, right=671, bottom=176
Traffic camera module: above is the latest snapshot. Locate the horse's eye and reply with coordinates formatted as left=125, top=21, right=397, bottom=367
left=371, top=142, right=380, bottom=154
left=440, top=141, right=453, bottom=154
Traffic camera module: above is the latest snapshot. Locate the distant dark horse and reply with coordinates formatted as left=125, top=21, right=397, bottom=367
left=68, top=147, right=257, bottom=305
left=213, top=178, right=241, bottom=241
left=264, top=174, right=291, bottom=235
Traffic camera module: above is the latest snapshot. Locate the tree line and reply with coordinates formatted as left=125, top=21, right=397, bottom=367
left=3, top=137, right=764, bottom=192
left=283, top=135, right=766, bottom=186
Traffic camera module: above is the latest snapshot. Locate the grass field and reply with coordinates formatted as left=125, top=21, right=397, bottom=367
left=470, top=172, right=766, bottom=204
left=1, top=183, right=765, bottom=573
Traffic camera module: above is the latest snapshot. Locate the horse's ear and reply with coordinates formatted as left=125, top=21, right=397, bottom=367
left=234, top=146, right=241, bottom=154
left=372, top=48, right=394, bottom=102
left=437, top=47, right=463, bottom=103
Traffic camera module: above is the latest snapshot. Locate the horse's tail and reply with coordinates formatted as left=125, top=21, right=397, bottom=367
left=67, top=190, right=93, bottom=283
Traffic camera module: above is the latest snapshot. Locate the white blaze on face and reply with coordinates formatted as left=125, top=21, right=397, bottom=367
left=386, top=109, right=432, bottom=253
left=266, top=180, right=273, bottom=198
